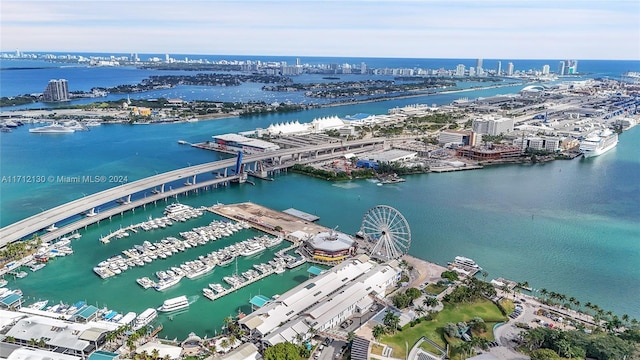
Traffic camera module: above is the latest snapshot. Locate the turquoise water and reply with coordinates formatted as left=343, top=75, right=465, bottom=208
left=1, top=85, right=639, bottom=339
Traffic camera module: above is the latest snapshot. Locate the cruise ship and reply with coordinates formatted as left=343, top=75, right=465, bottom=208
left=157, top=295, right=189, bottom=312
left=29, top=123, right=75, bottom=134
left=579, top=129, right=618, bottom=158
left=132, top=308, right=158, bottom=330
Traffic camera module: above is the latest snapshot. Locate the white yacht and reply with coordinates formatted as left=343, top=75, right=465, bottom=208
left=164, top=203, right=193, bottom=216
left=240, top=242, right=266, bottom=257
left=157, top=295, right=189, bottom=312
left=154, top=275, right=183, bottom=291
left=29, top=123, right=75, bottom=134
left=202, top=288, right=216, bottom=300
left=579, top=129, right=618, bottom=158
left=132, top=308, right=158, bottom=330
left=452, top=256, right=482, bottom=270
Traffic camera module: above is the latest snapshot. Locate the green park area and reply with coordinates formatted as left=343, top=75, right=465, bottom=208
left=381, top=299, right=507, bottom=359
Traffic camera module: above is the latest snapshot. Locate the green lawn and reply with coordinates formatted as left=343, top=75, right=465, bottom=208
left=380, top=300, right=507, bottom=357
left=424, top=283, right=448, bottom=296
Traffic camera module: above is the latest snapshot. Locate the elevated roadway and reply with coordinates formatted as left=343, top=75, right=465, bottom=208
left=0, top=138, right=384, bottom=247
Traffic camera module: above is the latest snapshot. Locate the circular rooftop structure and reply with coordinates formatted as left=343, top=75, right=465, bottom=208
left=304, top=230, right=356, bottom=261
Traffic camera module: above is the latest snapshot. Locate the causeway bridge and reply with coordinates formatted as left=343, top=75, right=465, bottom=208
left=0, top=138, right=384, bottom=247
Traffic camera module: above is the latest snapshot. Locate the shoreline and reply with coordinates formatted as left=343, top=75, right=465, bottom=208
left=0, top=82, right=521, bottom=122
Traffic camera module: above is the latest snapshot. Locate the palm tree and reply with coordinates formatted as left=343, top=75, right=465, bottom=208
left=151, top=349, right=160, bottom=360
left=454, top=342, right=473, bottom=357
left=415, top=306, right=426, bottom=318
left=622, top=314, right=630, bottom=325
left=383, top=311, right=400, bottom=334
left=347, top=331, right=355, bottom=345
left=423, top=296, right=438, bottom=308
left=372, top=325, right=386, bottom=341
left=481, top=271, right=488, bottom=282
left=540, top=288, right=548, bottom=301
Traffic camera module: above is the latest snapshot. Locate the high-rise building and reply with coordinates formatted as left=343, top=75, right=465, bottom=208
left=558, top=61, right=566, bottom=75
left=507, top=62, right=514, bottom=76
left=542, top=64, right=550, bottom=75
left=476, top=58, right=483, bottom=75
left=455, top=64, right=465, bottom=76
left=43, top=79, right=69, bottom=102
left=360, top=62, right=367, bottom=74
left=468, top=67, right=476, bottom=76
left=496, top=61, right=502, bottom=76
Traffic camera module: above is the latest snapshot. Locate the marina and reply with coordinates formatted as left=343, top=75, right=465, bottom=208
left=0, top=61, right=638, bottom=343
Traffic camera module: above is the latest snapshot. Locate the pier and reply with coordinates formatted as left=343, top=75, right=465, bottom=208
left=204, top=264, right=282, bottom=301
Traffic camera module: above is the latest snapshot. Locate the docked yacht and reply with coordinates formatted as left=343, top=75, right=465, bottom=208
left=164, top=203, right=193, bottom=216
left=29, top=123, right=75, bottom=134
left=240, top=242, right=266, bottom=257
left=286, top=256, right=307, bottom=269
left=452, top=256, right=482, bottom=270
left=157, top=295, right=189, bottom=312
left=133, top=308, right=158, bottom=330
left=154, top=275, right=183, bottom=291
left=202, top=288, right=216, bottom=301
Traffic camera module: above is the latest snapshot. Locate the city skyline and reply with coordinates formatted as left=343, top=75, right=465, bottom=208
left=1, top=0, right=639, bottom=60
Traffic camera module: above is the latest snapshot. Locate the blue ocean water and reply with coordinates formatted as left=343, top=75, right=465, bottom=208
left=0, top=59, right=639, bottom=336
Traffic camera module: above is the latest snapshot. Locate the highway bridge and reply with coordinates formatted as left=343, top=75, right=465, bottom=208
left=0, top=138, right=384, bottom=247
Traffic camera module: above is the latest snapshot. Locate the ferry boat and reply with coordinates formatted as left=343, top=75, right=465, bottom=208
left=451, top=256, right=482, bottom=270
left=579, top=129, right=618, bottom=158
left=29, top=123, right=75, bottom=134
left=157, top=295, right=189, bottom=312
left=132, top=308, right=158, bottom=330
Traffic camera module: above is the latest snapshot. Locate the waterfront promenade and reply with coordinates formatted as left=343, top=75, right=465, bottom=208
left=0, top=138, right=384, bottom=247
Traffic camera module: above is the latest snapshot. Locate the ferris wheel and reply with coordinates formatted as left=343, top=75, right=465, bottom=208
left=360, top=205, right=411, bottom=261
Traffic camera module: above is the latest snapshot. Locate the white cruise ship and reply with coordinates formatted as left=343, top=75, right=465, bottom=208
left=29, top=123, right=75, bottom=134
left=157, top=295, right=189, bottom=312
left=132, top=308, right=157, bottom=330
left=579, top=129, right=618, bottom=158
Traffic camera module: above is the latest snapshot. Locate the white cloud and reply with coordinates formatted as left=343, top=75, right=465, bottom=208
left=1, top=0, right=638, bottom=59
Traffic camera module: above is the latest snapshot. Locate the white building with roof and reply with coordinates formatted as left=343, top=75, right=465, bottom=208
left=239, top=255, right=401, bottom=347
left=3, top=347, right=82, bottom=360
left=210, top=134, right=280, bottom=154
left=4, top=316, right=110, bottom=357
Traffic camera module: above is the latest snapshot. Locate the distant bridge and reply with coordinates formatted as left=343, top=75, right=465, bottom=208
left=0, top=138, right=384, bottom=247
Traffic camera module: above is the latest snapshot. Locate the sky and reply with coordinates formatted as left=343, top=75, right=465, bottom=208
left=1, top=0, right=639, bottom=60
